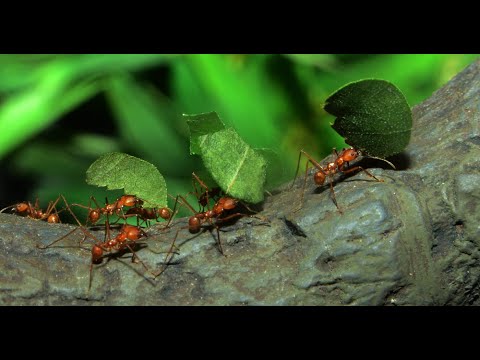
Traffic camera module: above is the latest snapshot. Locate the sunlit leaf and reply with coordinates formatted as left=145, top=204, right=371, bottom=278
left=86, top=152, right=168, bottom=208
left=184, top=111, right=226, bottom=155
left=324, top=79, right=412, bottom=158
left=198, top=128, right=266, bottom=204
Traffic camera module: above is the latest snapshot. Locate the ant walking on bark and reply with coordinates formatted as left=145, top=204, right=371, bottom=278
left=292, top=147, right=395, bottom=213
left=1, top=196, right=62, bottom=223
left=71, top=195, right=144, bottom=227
left=154, top=173, right=263, bottom=278
left=72, top=195, right=173, bottom=230
left=36, top=195, right=158, bottom=294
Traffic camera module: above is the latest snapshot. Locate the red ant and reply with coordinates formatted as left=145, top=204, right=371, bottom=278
left=155, top=173, right=262, bottom=278
left=71, top=195, right=144, bottom=226
left=0, top=196, right=62, bottom=223
left=188, top=173, right=224, bottom=211
left=37, top=195, right=156, bottom=293
left=292, top=147, right=395, bottom=213
left=124, top=206, right=172, bottom=227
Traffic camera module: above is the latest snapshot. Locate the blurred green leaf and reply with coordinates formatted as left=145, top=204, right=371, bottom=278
left=12, top=142, right=88, bottom=176
left=198, top=128, right=266, bottom=204
left=106, top=73, right=193, bottom=176
left=70, top=134, right=120, bottom=158
left=0, top=65, right=101, bottom=159
left=255, top=148, right=286, bottom=191
left=283, top=54, right=337, bottom=70
left=86, top=152, right=168, bottom=208
left=325, top=79, right=412, bottom=158
left=173, top=55, right=287, bottom=149
left=184, top=111, right=226, bottom=155
left=64, top=54, right=179, bottom=78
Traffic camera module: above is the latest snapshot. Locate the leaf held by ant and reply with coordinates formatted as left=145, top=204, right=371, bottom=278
left=85, top=152, right=168, bottom=208
left=324, top=79, right=413, bottom=158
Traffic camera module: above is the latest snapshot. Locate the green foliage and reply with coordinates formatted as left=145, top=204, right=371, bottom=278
left=185, top=111, right=226, bottom=155
left=186, top=112, right=267, bottom=203
left=0, top=54, right=477, bottom=216
left=325, top=79, right=412, bottom=158
left=198, top=128, right=266, bottom=204
left=86, top=152, right=168, bottom=208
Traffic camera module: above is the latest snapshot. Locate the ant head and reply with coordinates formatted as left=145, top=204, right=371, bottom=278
left=342, top=148, right=360, bottom=162
left=89, top=209, right=100, bottom=223
left=16, top=203, right=29, bottom=213
left=92, top=245, right=103, bottom=262
left=222, top=198, right=238, bottom=210
left=158, top=208, right=171, bottom=220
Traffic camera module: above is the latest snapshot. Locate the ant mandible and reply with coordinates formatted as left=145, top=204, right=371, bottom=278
left=0, top=196, right=62, bottom=223
left=293, top=147, right=394, bottom=213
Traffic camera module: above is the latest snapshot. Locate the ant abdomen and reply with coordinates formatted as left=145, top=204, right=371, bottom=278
left=48, top=214, right=60, bottom=223
left=92, top=245, right=103, bottom=262
left=188, top=216, right=201, bottom=233
left=158, top=208, right=171, bottom=220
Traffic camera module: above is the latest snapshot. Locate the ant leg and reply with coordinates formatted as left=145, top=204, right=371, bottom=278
left=61, top=195, right=101, bottom=245
left=342, top=166, right=383, bottom=182
left=162, top=194, right=185, bottom=229
left=88, top=259, right=95, bottom=295
left=191, top=172, right=208, bottom=211
left=123, top=243, right=156, bottom=277
left=0, top=204, right=15, bottom=213
left=327, top=174, right=343, bottom=214
left=26, top=201, right=36, bottom=219
left=154, top=226, right=186, bottom=278
left=292, top=150, right=327, bottom=213
left=212, top=221, right=226, bottom=257
left=36, top=196, right=81, bottom=248
left=44, top=196, right=62, bottom=223
left=176, top=194, right=200, bottom=215
left=213, top=211, right=270, bottom=255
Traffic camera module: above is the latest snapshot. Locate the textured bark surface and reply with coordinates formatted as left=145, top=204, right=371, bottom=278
left=1, top=60, right=479, bottom=305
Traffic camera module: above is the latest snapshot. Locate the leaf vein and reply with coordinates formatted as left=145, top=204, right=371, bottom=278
left=226, top=147, right=250, bottom=194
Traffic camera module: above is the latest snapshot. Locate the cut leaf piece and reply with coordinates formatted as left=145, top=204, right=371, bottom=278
left=86, top=152, right=167, bottom=208
left=324, top=79, right=412, bottom=158
left=198, top=128, right=267, bottom=204
left=185, top=111, right=226, bottom=155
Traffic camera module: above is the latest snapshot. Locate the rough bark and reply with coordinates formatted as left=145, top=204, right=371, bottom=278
left=1, top=60, right=479, bottom=305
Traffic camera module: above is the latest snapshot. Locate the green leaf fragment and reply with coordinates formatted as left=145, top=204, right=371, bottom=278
left=324, top=79, right=412, bottom=158
left=86, top=152, right=168, bottom=208
left=185, top=111, right=226, bottom=155
left=198, top=128, right=267, bottom=204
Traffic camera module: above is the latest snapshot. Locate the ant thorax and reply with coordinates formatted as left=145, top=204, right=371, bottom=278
left=326, top=162, right=337, bottom=174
